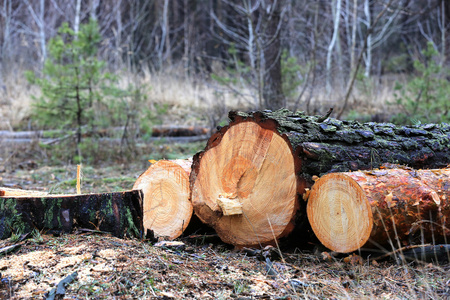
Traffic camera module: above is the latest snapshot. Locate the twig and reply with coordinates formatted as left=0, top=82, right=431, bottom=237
left=0, top=244, right=21, bottom=256
left=317, top=108, right=333, bottom=123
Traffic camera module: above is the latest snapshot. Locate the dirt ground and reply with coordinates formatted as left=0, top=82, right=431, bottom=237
left=1, top=231, right=449, bottom=299
left=0, top=149, right=449, bottom=299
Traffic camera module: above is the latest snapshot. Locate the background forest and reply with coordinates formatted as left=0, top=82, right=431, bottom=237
left=0, top=0, right=449, bottom=163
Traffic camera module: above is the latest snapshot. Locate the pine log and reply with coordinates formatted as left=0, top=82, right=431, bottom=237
left=0, top=190, right=143, bottom=239
left=190, top=120, right=300, bottom=247
left=307, top=167, right=450, bottom=253
left=190, top=109, right=450, bottom=248
left=133, top=159, right=193, bottom=240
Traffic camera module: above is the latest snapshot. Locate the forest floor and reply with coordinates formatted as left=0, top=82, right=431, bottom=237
left=1, top=231, right=449, bottom=300
left=0, top=145, right=449, bottom=299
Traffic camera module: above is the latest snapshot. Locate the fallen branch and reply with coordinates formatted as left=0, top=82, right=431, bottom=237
left=371, top=244, right=450, bottom=263
left=0, top=244, right=21, bottom=256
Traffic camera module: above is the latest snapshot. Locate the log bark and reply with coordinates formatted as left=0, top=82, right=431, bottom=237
left=190, top=108, right=450, bottom=248
left=133, top=159, right=193, bottom=240
left=0, top=190, right=143, bottom=239
left=307, top=167, right=450, bottom=253
left=244, top=109, right=449, bottom=182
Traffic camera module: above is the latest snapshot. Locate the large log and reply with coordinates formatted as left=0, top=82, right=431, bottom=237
left=0, top=190, right=143, bottom=239
left=307, top=167, right=450, bottom=253
left=190, top=109, right=450, bottom=247
left=133, top=159, right=193, bottom=240
left=190, top=119, right=300, bottom=247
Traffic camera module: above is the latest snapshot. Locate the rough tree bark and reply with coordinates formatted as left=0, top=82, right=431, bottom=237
left=190, top=108, right=450, bottom=247
left=307, top=166, right=450, bottom=253
left=0, top=190, right=143, bottom=239
left=133, top=159, right=193, bottom=240
left=237, top=109, right=449, bottom=185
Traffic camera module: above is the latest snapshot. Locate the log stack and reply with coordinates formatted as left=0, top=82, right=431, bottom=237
left=3, top=109, right=450, bottom=252
left=190, top=109, right=450, bottom=248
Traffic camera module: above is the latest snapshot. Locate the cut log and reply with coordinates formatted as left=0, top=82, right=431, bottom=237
left=190, top=109, right=450, bottom=248
left=190, top=120, right=300, bottom=247
left=133, top=159, right=193, bottom=240
left=0, top=190, right=143, bottom=239
left=307, top=167, right=450, bottom=253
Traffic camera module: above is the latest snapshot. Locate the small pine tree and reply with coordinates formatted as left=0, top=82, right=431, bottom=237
left=26, top=19, right=117, bottom=145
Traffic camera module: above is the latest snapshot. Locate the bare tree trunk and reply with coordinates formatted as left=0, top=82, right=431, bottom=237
left=38, top=0, right=45, bottom=63
left=74, top=0, right=81, bottom=34
left=158, top=0, right=171, bottom=67
left=0, top=0, right=12, bottom=64
left=183, top=0, right=189, bottom=76
left=326, top=0, right=342, bottom=94
left=350, top=0, right=358, bottom=75
left=263, top=0, right=285, bottom=110
left=115, top=0, right=123, bottom=68
left=440, top=0, right=447, bottom=66
left=89, top=0, right=99, bottom=20
left=364, top=0, right=372, bottom=77
left=25, top=0, right=46, bottom=65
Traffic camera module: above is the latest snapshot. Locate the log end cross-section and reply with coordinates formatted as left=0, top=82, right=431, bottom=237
left=307, top=173, right=374, bottom=253
left=307, top=168, right=450, bottom=253
left=190, top=117, right=300, bottom=247
left=133, top=159, right=193, bottom=240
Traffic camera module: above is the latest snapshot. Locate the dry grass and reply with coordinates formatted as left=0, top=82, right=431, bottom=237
left=0, top=69, right=40, bottom=130
left=0, top=66, right=402, bottom=131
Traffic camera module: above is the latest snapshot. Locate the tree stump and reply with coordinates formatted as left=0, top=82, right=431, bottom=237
left=133, top=159, right=193, bottom=240
left=307, top=167, right=450, bottom=253
left=190, top=109, right=450, bottom=247
left=0, top=190, right=143, bottom=239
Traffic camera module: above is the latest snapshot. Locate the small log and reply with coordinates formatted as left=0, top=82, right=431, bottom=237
left=133, top=159, right=193, bottom=240
left=0, top=190, right=143, bottom=239
left=307, top=167, right=450, bottom=253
